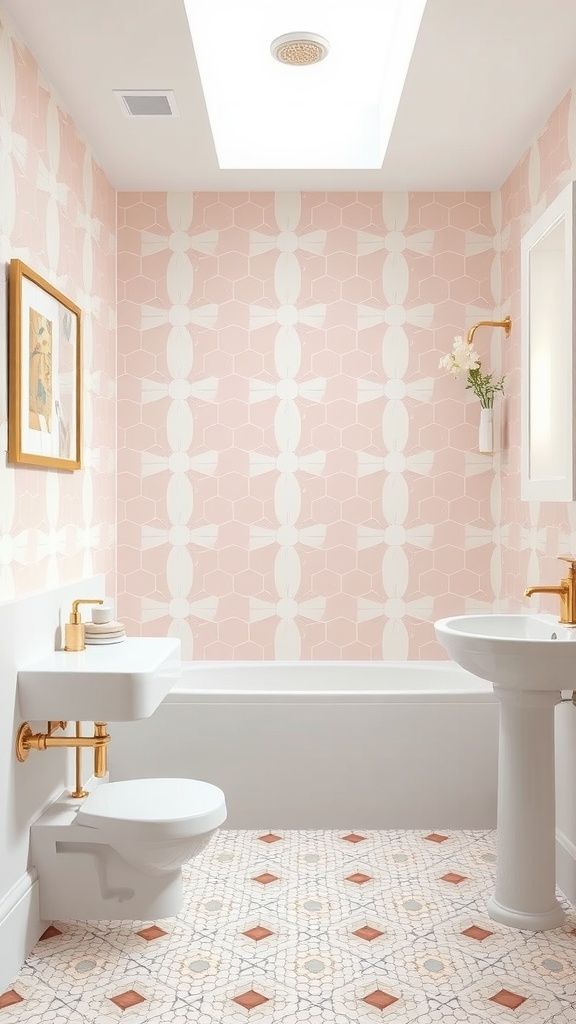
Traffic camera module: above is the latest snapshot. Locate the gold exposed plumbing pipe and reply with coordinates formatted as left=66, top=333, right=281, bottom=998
left=466, top=316, right=512, bottom=346
left=16, top=720, right=110, bottom=798
left=93, top=722, right=108, bottom=778
left=71, top=722, right=88, bottom=799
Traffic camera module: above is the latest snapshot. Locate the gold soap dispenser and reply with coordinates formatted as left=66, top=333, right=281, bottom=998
left=65, top=599, right=104, bottom=651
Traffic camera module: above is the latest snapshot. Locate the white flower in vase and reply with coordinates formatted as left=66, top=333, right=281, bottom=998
left=439, top=335, right=505, bottom=409
left=439, top=335, right=506, bottom=452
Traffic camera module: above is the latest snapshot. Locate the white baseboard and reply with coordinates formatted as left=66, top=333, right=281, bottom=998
left=0, top=870, right=46, bottom=992
left=556, top=828, right=576, bottom=909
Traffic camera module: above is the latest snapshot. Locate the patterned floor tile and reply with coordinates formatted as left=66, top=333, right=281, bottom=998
left=489, top=945, right=576, bottom=1002
left=21, top=928, right=138, bottom=999
left=415, top=861, right=489, bottom=906
left=286, top=839, right=358, bottom=875
left=399, top=937, right=491, bottom=1000
left=365, top=881, right=465, bottom=936
left=339, top=863, right=381, bottom=892
left=371, top=829, right=455, bottom=852
left=448, top=885, right=575, bottom=924
left=122, top=918, right=235, bottom=998
left=21, top=919, right=101, bottom=958
left=179, top=868, right=259, bottom=934
left=227, top=859, right=301, bottom=907
left=46, top=968, right=201, bottom=1024
left=139, top=914, right=298, bottom=1003
left=427, top=843, right=499, bottom=887
left=272, top=881, right=368, bottom=933
left=214, top=912, right=299, bottom=963
left=244, top=831, right=360, bottom=875
left=332, top=973, right=431, bottom=1022
left=330, top=913, right=410, bottom=967
left=79, top=916, right=199, bottom=962
left=145, top=933, right=238, bottom=1003
left=456, top=969, right=570, bottom=1024
left=6, top=829, right=576, bottom=1024
left=193, top=969, right=301, bottom=1022
left=370, top=843, right=444, bottom=883
left=0, top=975, right=82, bottom=1023
left=433, top=911, right=527, bottom=966
left=519, top=914, right=576, bottom=953
left=256, top=938, right=360, bottom=1005
left=262, top=1011, right=347, bottom=1023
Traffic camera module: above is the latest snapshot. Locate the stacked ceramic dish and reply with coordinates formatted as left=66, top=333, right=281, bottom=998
left=84, top=603, right=126, bottom=645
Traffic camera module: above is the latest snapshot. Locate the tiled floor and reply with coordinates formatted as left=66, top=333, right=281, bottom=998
left=3, top=829, right=576, bottom=1022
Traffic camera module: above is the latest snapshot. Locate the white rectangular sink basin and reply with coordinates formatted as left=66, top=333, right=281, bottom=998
left=18, top=638, right=181, bottom=721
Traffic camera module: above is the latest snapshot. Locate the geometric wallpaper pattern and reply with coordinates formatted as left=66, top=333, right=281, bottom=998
left=117, top=191, right=501, bottom=660
left=5, top=1, right=576, bottom=662
left=0, top=11, right=116, bottom=600
left=117, top=80, right=576, bottom=662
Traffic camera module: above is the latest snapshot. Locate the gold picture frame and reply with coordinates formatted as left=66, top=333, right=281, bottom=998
left=8, top=259, right=81, bottom=470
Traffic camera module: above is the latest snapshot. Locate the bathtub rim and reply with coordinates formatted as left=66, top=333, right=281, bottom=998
left=164, top=659, right=497, bottom=705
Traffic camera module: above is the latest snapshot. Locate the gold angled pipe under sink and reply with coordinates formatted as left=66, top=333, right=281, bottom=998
left=16, top=719, right=110, bottom=798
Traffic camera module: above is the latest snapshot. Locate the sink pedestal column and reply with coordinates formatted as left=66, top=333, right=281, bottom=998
left=488, top=688, right=565, bottom=931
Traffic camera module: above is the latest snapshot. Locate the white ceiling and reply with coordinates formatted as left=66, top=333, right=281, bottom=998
left=4, top=0, right=576, bottom=191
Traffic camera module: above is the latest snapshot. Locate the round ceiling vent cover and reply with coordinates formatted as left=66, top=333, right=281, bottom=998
left=271, top=32, right=329, bottom=66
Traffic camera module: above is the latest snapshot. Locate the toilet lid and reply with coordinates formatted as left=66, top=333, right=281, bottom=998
left=76, top=778, right=227, bottom=839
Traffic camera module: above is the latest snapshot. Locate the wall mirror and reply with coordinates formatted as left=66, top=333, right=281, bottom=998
left=521, top=180, right=576, bottom=501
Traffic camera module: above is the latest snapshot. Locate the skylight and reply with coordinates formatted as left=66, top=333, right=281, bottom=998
left=183, top=0, right=427, bottom=170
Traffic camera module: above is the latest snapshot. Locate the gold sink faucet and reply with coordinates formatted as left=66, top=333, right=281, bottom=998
left=65, top=598, right=103, bottom=651
left=525, top=556, right=576, bottom=625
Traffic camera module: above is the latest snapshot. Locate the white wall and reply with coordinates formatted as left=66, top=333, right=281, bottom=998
left=0, top=7, right=116, bottom=985
left=0, top=576, right=104, bottom=989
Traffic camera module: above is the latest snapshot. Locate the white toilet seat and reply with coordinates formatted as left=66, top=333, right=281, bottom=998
left=76, top=778, right=227, bottom=841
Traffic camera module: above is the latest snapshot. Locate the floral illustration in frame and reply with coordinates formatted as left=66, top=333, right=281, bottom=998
left=8, top=259, right=81, bottom=470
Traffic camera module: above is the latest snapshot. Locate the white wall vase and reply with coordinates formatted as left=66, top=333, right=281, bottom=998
left=479, top=407, right=494, bottom=453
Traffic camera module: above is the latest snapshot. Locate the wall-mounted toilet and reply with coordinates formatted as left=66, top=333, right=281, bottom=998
left=18, top=632, right=227, bottom=921
left=32, top=777, right=227, bottom=921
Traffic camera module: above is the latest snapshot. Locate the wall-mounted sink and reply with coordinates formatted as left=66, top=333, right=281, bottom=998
left=436, top=613, right=574, bottom=932
left=18, top=638, right=181, bottom=721
left=435, top=613, right=576, bottom=690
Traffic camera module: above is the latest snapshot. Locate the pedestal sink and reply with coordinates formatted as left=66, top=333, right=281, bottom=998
left=435, top=613, right=576, bottom=931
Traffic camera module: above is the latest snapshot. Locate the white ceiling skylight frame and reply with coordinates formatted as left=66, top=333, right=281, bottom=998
left=183, top=0, right=428, bottom=170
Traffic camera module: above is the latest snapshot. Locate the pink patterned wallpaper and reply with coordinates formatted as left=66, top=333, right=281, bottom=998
left=3, top=0, right=576, bottom=663
left=0, top=12, right=116, bottom=599
left=117, top=191, right=500, bottom=660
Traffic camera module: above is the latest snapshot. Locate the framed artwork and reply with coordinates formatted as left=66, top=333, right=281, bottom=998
left=8, top=259, right=81, bottom=470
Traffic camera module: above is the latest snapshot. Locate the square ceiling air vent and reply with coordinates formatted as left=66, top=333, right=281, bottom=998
left=114, top=90, right=180, bottom=117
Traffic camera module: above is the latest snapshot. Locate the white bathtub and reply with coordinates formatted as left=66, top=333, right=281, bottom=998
left=108, top=660, right=499, bottom=830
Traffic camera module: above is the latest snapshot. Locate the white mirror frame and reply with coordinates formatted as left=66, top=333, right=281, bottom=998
left=521, top=180, right=576, bottom=501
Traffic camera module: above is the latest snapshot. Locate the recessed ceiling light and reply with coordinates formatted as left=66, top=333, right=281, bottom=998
left=271, top=32, right=329, bottom=66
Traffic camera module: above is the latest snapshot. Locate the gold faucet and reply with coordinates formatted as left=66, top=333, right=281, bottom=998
left=65, top=598, right=103, bottom=651
left=525, top=556, right=576, bottom=625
